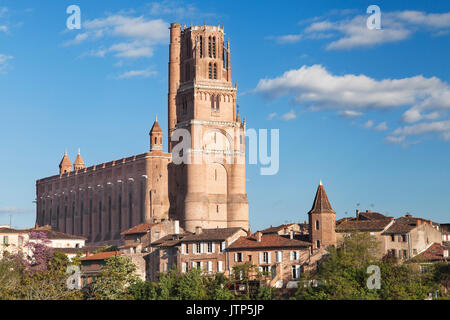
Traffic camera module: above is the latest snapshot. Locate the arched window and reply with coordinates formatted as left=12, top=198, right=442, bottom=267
left=89, top=197, right=93, bottom=235
left=128, top=191, right=133, bottom=228
left=213, top=37, right=216, bottom=58
left=211, top=94, right=215, bottom=111
left=182, top=96, right=187, bottom=114
left=80, top=200, right=84, bottom=235
left=316, top=240, right=321, bottom=248
left=223, top=48, right=226, bottom=68
left=140, top=181, right=145, bottom=223
left=216, top=95, right=220, bottom=111
left=108, top=195, right=112, bottom=236
left=200, top=36, right=203, bottom=57
left=315, top=220, right=319, bottom=230
left=98, top=200, right=102, bottom=235
left=155, top=137, right=157, bottom=144
left=208, top=63, right=212, bottom=79
left=208, top=36, right=212, bottom=58
left=213, top=63, right=217, bottom=79
left=118, top=190, right=122, bottom=231
left=185, top=62, right=190, bottom=81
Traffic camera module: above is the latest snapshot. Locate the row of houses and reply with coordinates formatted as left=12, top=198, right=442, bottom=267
left=2, top=182, right=448, bottom=290
left=0, top=225, right=90, bottom=261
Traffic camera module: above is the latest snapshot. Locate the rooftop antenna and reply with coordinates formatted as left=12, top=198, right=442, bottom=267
left=9, top=214, right=12, bottom=228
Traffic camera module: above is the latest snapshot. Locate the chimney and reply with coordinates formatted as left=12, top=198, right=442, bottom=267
left=290, top=230, right=294, bottom=240
left=174, top=220, right=180, bottom=235
left=255, top=231, right=262, bottom=242
left=195, top=226, right=202, bottom=235
left=417, top=220, right=422, bottom=225
left=246, top=229, right=252, bottom=237
left=356, top=209, right=360, bottom=219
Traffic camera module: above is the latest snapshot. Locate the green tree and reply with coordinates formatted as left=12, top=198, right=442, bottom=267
left=89, top=256, right=139, bottom=300
left=128, top=280, right=158, bottom=300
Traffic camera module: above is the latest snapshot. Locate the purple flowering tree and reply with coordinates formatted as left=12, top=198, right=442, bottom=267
left=22, top=231, right=54, bottom=271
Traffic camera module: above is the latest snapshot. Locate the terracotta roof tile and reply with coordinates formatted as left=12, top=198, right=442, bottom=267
left=260, top=224, right=296, bottom=234
left=308, top=183, right=335, bottom=215
left=381, top=215, right=432, bottom=235
left=181, top=227, right=245, bottom=242
left=80, top=251, right=122, bottom=261
left=32, top=228, right=87, bottom=240
left=227, top=234, right=311, bottom=250
left=358, top=211, right=392, bottom=220
left=121, top=223, right=155, bottom=235
left=417, top=243, right=450, bottom=261
left=336, top=219, right=392, bottom=232
left=0, top=227, right=29, bottom=234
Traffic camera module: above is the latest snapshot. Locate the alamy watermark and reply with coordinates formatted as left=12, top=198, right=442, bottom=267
left=367, top=5, right=382, bottom=30
left=171, top=127, right=279, bottom=176
left=66, top=5, right=81, bottom=30
left=366, top=265, right=381, bottom=289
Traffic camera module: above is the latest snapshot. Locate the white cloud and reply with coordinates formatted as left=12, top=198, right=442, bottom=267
left=83, top=16, right=168, bottom=42
left=0, top=54, right=13, bottom=74
left=0, top=7, right=8, bottom=33
left=0, top=7, right=7, bottom=18
left=267, top=112, right=277, bottom=120
left=254, top=64, right=450, bottom=143
left=148, top=0, right=204, bottom=18
left=66, top=14, right=169, bottom=60
left=271, top=34, right=303, bottom=44
left=389, top=120, right=450, bottom=142
left=396, top=11, right=450, bottom=29
left=271, top=10, right=450, bottom=50
left=375, top=122, right=388, bottom=131
left=280, top=109, right=297, bottom=121
left=116, top=68, right=157, bottom=79
left=363, top=120, right=374, bottom=128
left=255, top=64, right=450, bottom=115
left=339, top=110, right=363, bottom=118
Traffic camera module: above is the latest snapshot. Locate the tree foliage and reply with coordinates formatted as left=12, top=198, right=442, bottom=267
left=294, top=232, right=443, bottom=300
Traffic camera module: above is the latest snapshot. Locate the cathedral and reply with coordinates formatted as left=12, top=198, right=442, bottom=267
left=35, top=23, right=249, bottom=245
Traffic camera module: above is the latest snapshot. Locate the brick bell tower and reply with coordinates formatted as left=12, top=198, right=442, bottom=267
left=308, top=181, right=336, bottom=250
left=168, top=22, right=248, bottom=232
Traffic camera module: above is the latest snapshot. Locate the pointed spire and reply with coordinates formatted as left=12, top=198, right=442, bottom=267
left=308, top=181, right=335, bottom=215
left=150, top=115, right=162, bottom=134
left=74, top=148, right=85, bottom=170
left=59, top=151, right=73, bottom=174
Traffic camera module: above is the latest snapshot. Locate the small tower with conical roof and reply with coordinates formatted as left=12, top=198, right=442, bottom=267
left=308, top=180, right=336, bottom=250
left=150, top=115, right=163, bottom=151
left=73, top=149, right=85, bottom=171
left=59, top=151, right=73, bottom=174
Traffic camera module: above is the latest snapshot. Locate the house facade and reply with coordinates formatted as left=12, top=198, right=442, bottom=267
left=227, top=231, right=312, bottom=288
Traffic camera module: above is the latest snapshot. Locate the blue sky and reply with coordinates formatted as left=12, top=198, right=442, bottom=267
left=0, top=0, right=449, bottom=230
